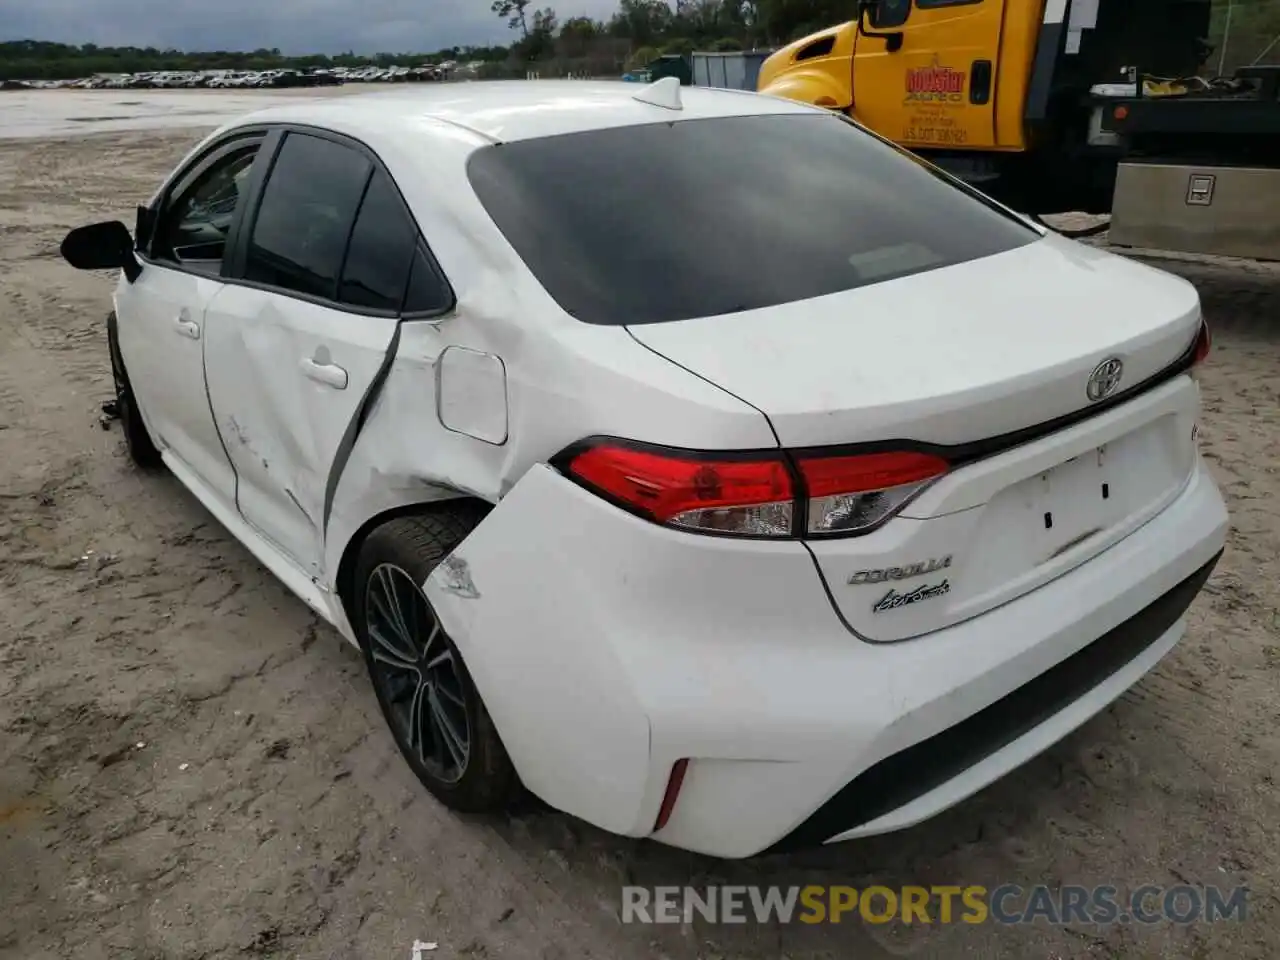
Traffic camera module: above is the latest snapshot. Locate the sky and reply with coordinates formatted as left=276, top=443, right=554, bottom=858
left=0, top=0, right=624, bottom=54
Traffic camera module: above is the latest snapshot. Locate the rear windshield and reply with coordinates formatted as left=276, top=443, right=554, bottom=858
left=466, top=112, right=1039, bottom=326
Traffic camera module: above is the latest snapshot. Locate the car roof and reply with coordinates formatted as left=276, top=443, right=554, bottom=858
left=227, top=79, right=821, bottom=146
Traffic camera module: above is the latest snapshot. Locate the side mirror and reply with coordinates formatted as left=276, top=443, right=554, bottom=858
left=135, top=204, right=156, bottom=253
left=60, top=220, right=142, bottom=283
left=856, top=0, right=905, bottom=53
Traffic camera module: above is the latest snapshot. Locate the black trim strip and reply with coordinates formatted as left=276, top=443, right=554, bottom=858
left=764, top=548, right=1222, bottom=855
left=221, top=129, right=282, bottom=283
left=991, top=8, right=1006, bottom=144
left=783, top=322, right=1201, bottom=468
left=322, top=321, right=404, bottom=539
left=1024, top=19, right=1066, bottom=124
left=1107, top=98, right=1280, bottom=139
left=332, top=165, right=376, bottom=303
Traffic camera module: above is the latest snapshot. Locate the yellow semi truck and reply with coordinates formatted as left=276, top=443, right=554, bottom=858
left=755, top=0, right=1280, bottom=259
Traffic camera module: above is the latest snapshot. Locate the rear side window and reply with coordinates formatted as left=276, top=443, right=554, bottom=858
left=402, top=246, right=453, bottom=314
left=245, top=132, right=370, bottom=299
left=338, top=169, right=417, bottom=310
left=467, top=113, right=1037, bottom=326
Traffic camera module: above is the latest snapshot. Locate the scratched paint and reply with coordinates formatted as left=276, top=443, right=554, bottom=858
left=436, top=554, right=480, bottom=600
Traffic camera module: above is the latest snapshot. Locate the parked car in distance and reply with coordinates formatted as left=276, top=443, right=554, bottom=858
left=59, top=79, right=1226, bottom=858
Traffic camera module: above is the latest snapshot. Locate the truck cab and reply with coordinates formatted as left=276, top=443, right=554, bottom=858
left=758, top=0, right=1037, bottom=153
left=757, top=0, right=1214, bottom=215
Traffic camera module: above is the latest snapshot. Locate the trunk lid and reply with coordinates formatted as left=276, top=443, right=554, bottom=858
left=625, top=235, right=1200, bottom=449
left=627, top=236, right=1204, bottom=641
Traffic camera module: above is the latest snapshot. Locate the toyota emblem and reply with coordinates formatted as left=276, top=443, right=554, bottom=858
left=1086, top=357, right=1124, bottom=402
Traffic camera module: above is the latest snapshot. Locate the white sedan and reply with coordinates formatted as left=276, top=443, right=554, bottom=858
left=61, top=79, right=1227, bottom=858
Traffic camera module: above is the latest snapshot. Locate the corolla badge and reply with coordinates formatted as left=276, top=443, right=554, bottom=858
left=848, top=555, right=952, bottom=585
left=1086, top=357, right=1124, bottom=402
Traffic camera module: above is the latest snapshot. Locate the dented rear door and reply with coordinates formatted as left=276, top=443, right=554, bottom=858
left=203, top=132, right=412, bottom=579
left=203, top=287, right=399, bottom=578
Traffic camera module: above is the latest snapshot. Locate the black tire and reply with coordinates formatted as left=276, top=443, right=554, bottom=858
left=106, top=311, right=162, bottom=469
left=352, top=506, right=519, bottom=813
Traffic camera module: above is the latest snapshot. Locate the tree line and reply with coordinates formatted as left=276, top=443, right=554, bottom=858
left=2, top=0, right=1276, bottom=82
left=0, top=1, right=851, bottom=82
left=489, top=0, right=852, bottom=64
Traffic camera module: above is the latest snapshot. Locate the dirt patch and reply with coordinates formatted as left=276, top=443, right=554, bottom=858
left=1, top=128, right=1278, bottom=960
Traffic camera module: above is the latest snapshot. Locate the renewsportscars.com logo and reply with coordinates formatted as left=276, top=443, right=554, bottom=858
left=621, top=884, right=1249, bottom=926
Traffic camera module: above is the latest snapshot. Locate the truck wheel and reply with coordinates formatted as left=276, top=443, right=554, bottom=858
left=352, top=507, right=520, bottom=813
left=107, top=311, right=162, bottom=469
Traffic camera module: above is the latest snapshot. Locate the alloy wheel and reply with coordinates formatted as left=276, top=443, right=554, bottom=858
left=364, top=563, right=471, bottom=784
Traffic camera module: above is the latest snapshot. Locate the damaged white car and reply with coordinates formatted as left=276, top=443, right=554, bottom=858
left=61, top=79, right=1227, bottom=859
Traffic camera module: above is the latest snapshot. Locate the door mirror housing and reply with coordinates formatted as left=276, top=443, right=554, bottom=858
left=60, top=220, right=142, bottom=282
left=857, top=0, right=906, bottom=52
left=135, top=204, right=156, bottom=254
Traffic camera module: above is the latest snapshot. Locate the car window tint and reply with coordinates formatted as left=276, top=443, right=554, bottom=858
left=402, top=245, right=453, bottom=314
left=160, top=146, right=259, bottom=270
left=466, top=113, right=1037, bottom=326
left=244, top=133, right=371, bottom=300
left=338, top=169, right=417, bottom=310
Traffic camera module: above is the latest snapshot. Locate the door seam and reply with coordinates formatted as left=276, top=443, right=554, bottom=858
left=198, top=285, right=243, bottom=512
left=321, top=321, right=405, bottom=542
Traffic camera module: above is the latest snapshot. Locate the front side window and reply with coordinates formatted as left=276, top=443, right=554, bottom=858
left=871, top=0, right=912, bottom=28
left=244, top=132, right=371, bottom=300
left=466, top=113, right=1037, bottom=326
left=157, top=145, right=259, bottom=271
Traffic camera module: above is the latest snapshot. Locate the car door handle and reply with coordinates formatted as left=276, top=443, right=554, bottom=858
left=300, top=357, right=348, bottom=390
left=174, top=317, right=201, bottom=339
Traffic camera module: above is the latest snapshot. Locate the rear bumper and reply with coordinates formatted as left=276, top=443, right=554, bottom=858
left=425, top=455, right=1227, bottom=859
left=765, top=547, right=1220, bottom=853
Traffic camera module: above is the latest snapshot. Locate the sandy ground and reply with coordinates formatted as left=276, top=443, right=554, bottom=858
left=1, top=93, right=1279, bottom=959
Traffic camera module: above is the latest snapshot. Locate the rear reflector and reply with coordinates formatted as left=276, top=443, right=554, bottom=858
left=654, top=758, right=690, bottom=832
left=1192, top=318, right=1211, bottom=366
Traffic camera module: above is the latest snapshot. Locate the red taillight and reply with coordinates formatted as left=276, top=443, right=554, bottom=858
left=797, top=450, right=949, bottom=535
left=797, top=451, right=950, bottom=496
left=1192, top=319, right=1211, bottom=366
left=563, top=441, right=949, bottom=538
left=566, top=444, right=794, bottom=536
left=653, top=758, right=689, bottom=832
